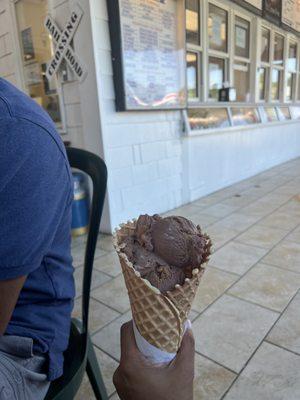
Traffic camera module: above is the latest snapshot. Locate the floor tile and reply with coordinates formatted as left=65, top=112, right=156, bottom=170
left=72, top=298, right=120, bottom=334
left=286, top=226, right=300, bottom=243
left=200, top=203, right=238, bottom=218
left=74, top=373, right=95, bottom=400
left=259, top=210, right=300, bottom=231
left=94, top=347, right=118, bottom=396
left=71, top=234, right=88, bottom=249
left=194, top=353, right=236, bottom=400
left=94, top=252, right=122, bottom=277
left=262, top=240, right=300, bottom=274
left=71, top=243, right=87, bottom=268
left=209, top=242, right=267, bottom=275
left=74, top=347, right=118, bottom=399
left=213, top=213, right=259, bottom=232
left=192, top=295, right=278, bottom=372
left=74, top=267, right=111, bottom=298
left=109, top=393, right=120, bottom=400
left=91, top=274, right=130, bottom=313
left=189, top=309, right=200, bottom=322
left=238, top=200, right=277, bottom=219
left=193, top=267, right=238, bottom=313
left=223, top=342, right=300, bottom=400
left=97, top=234, right=115, bottom=252
left=235, top=224, right=289, bottom=249
left=93, top=311, right=132, bottom=361
left=205, top=224, right=240, bottom=251
left=267, top=291, right=300, bottom=354
left=228, top=263, right=300, bottom=312
left=187, top=212, right=219, bottom=228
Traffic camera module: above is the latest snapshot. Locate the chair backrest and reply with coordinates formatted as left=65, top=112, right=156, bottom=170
left=66, top=147, right=107, bottom=343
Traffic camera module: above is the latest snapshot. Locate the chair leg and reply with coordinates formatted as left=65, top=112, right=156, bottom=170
left=86, top=337, right=109, bottom=400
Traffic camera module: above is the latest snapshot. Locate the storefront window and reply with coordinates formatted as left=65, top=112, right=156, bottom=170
left=188, top=108, right=230, bottom=130
left=208, top=4, right=228, bottom=53
left=186, top=0, right=200, bottom=45
left=273, top=33, right=284, bottom=65
left=261, top=28, right=270, bottom=63
left=15, top=0, right=63, bottom=128
left=258, top=67, right=267, bottom=101
left=187, top=52, right=199, bottom=99
left=235, top=17, right=250, bottom=59
left=287, top=43, right=297, bottom=71
left=277, top=107, right=291, bottom=121
left=234, top=62, right=250, bottom=102
left=264, top=107, right=278, bottom=122
left=208, top=56, right=225, bottom=100
left=231, top=107, right=260, bottom=126
left=286, top=72, right=294, bottom=101
left=271, top=69, right=281, bottom=100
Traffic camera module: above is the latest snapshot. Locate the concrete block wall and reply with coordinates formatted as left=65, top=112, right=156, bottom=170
left=89, top=0, right=185, bottom=232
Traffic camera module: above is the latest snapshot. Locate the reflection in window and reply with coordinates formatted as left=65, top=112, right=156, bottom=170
left=231, top=108, right=260, bottom=126
left=274, top=34, right=284, bottom=65
left=277, top=107, right=291, bottom=121
left=287, top=43, right=297, bottom=71
left=209, top=57, right=225, bottom=100
left=290, top=106, right=300, bottom=119
left=234, top=62, right=250, bottom=102
left=271, top=69, right=281, bottom=101
left=186, top=0, right=200, bottom=45
left=188, top=108, right=230, bottom=130
left=235, top=17, right=250, bottom=59
left=258, top=67, right=267, bottom=101
left=286, top=72, right=294, bottom=102
left=264, top=107, right=278, bottom=122
left=208, top=4, right=228, bottom=53
left=15, top=0, right=62, bottom=127
left=186, top=52, right=199, bottom=99
left=261, top=28, right=270, bottom=63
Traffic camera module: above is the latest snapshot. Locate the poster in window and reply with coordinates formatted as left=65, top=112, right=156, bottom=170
left=263, top=0, right=281, bottom=23
left=24, top=62, right=41, bottom=85
left=107, top=0, right=186, bottom=111
left=236, top=26, right=247, bottom=49
left=21, top=28, right=35, bottom=61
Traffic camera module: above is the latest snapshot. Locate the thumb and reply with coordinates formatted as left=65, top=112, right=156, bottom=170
left=119, top=320, right=141, bottom=362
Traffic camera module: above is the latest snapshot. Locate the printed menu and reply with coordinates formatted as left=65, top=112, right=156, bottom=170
left=119, top=0, right=186, bottom=109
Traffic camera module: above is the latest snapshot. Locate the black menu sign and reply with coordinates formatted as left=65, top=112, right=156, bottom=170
left=107, top=0, right=186, bottom=111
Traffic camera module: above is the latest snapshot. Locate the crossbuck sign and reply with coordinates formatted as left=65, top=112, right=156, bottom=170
left=44, top=4, right=87, bottom=82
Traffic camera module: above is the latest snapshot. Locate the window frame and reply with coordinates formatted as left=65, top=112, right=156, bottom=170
left=207, top=0, right=231, bottom=102
left=233, top=11, right=252, bottom=102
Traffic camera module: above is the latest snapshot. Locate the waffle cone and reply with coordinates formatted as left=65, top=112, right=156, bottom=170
left=114, top=220, right=209, bottom=353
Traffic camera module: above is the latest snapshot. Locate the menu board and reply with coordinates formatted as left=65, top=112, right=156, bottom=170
left=107, top=0, right=186, bottom=111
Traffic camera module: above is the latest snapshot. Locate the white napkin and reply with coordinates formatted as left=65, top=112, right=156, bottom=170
left=133, top=319, right=192, bottom=364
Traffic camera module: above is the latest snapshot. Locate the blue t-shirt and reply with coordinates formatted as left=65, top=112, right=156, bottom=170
left=0, top=78, right=75, bottom=381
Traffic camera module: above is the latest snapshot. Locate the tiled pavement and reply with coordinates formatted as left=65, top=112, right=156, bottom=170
left=72, top=157, right=300, bottom=400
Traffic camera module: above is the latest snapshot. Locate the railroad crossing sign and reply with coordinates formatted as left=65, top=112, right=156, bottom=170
left=44, top=4, right=87, bottom=82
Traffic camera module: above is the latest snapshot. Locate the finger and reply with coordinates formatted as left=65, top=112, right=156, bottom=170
left=120, top=320, right=141, bottom=362
left=112, top=366, right=121, bottom=389
left=173, top=327, right=195, bottom=371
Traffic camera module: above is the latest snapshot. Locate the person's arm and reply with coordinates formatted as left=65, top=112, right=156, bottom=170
left=113, top=321, right=195, bottom=400
left=0, top=276, right=27, bottom=335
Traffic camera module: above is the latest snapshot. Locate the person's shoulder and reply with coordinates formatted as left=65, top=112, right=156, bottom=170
left=0, top=78, right=54, bottom=127
left=0, top=79, right=68, bottom=166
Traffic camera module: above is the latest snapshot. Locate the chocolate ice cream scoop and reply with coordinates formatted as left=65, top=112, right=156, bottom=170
left=121, top=214, right=211, bottom=293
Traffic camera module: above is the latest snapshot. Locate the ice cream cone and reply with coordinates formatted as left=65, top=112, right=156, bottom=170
left=114, top=220, right=209, bottom=354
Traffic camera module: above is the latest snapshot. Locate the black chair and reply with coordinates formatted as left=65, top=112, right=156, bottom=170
left=45, top=147, right=109, bottom=400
